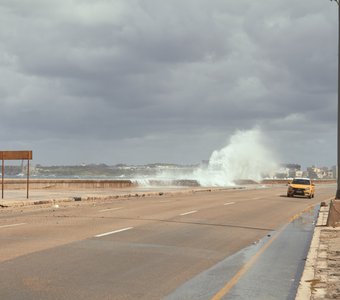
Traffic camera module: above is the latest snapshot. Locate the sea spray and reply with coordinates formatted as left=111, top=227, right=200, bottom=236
left=134, top=128, right=278, bottom=187
left=194, top=128, right=278, bottom=186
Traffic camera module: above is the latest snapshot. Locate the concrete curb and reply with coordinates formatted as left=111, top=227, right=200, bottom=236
left=295, top=202, right=331, bottom=300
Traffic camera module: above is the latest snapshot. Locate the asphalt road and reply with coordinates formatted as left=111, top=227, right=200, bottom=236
left=0, top=184, right=335, bottom=299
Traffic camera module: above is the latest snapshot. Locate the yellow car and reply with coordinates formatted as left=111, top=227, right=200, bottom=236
left=287, top=178, right=315, bottom=198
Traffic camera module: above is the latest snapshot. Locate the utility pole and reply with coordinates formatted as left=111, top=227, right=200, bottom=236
left=331, top=0, right=340, bottom=199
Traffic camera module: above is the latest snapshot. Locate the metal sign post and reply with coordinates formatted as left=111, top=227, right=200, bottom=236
left=1, top=157, right=4, bottom=199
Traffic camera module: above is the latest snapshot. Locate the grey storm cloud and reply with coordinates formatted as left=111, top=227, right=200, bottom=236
left=0, top=0, right=338, bottom=166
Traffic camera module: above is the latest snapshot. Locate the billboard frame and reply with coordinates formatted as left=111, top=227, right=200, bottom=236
left=1, top=151, right=33, bottom=199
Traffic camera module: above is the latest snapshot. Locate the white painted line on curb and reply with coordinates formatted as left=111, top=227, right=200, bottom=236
left=180, top=210, right=198, bottom=216
left=0, top=223, right=26, bottom=229
left=99, top=207, right=123, bottom=212
left=95, top=227, right=134, bottom=238
left=224, top=202, right=235, bottom=206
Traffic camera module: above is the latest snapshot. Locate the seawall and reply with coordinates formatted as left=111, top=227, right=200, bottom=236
left=1, top=178, right=335, bottom=190
left=2, top=179, right=137, bottom=190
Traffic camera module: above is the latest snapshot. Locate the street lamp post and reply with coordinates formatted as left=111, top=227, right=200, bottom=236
left=331, top=0, right=340, bottom=199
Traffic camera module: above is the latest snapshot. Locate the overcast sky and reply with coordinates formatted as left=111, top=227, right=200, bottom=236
left=0, top=0, right=338, bottom=168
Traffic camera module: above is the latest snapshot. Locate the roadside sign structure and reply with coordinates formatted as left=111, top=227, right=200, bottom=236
left=1, top=151, right=33, bottom=199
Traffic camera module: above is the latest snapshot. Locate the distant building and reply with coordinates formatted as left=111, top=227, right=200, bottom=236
left=275, top=163, right=301, bottom=179
left=306, top=166, right=334, bottom=179
left=274, top=163, right=335, bottom=180
left=274, top=167, right=289, bottom=179
left=307, top=167, right=319, bottom=179
left=332, top=166, right=337, bottom=179
left=295, top=170, right=303, bottom=177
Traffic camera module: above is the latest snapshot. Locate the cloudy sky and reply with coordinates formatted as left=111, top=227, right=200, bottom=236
left=0, top=0, right=338, bottom=168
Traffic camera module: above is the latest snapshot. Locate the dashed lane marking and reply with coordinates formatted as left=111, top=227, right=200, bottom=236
left=180, top=210, right=198, bottom=216
left=95, top=227, right=134, bottom=238
left=0, top=223, right=26, bottom=229
left=99, top=207, right=123, bottom=212
left=224, top=202, right=235, bottom=206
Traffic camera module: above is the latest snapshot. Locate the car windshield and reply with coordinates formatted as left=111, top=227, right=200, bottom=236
left=292, top=179, right=310, bottom=185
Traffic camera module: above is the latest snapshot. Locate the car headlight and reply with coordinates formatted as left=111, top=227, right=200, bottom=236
left=305, top=187, right=310, bottom=191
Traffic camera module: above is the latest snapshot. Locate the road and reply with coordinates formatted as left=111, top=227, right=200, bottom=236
left=0, top=183, right=335, bottom=299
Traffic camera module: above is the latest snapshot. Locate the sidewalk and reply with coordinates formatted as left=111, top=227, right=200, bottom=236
left=296, top=201, right=340, bottom=300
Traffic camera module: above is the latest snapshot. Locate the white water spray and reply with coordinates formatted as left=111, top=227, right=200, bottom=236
left=132, top=128, right=278, bottom=187
left=194, top=128, right=278, bottom=186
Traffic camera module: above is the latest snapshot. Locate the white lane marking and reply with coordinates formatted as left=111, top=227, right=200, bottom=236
left=180, top=210, right=198, bottom=216
left=224, top=202, right=235, bottom=206
left=252, top=197, right=262, bottom=200
left=95, top=227, right=133, bottom=238
left=99, top=207, right=123, bottom=212
left=0, top=223, right=26, bottom=229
